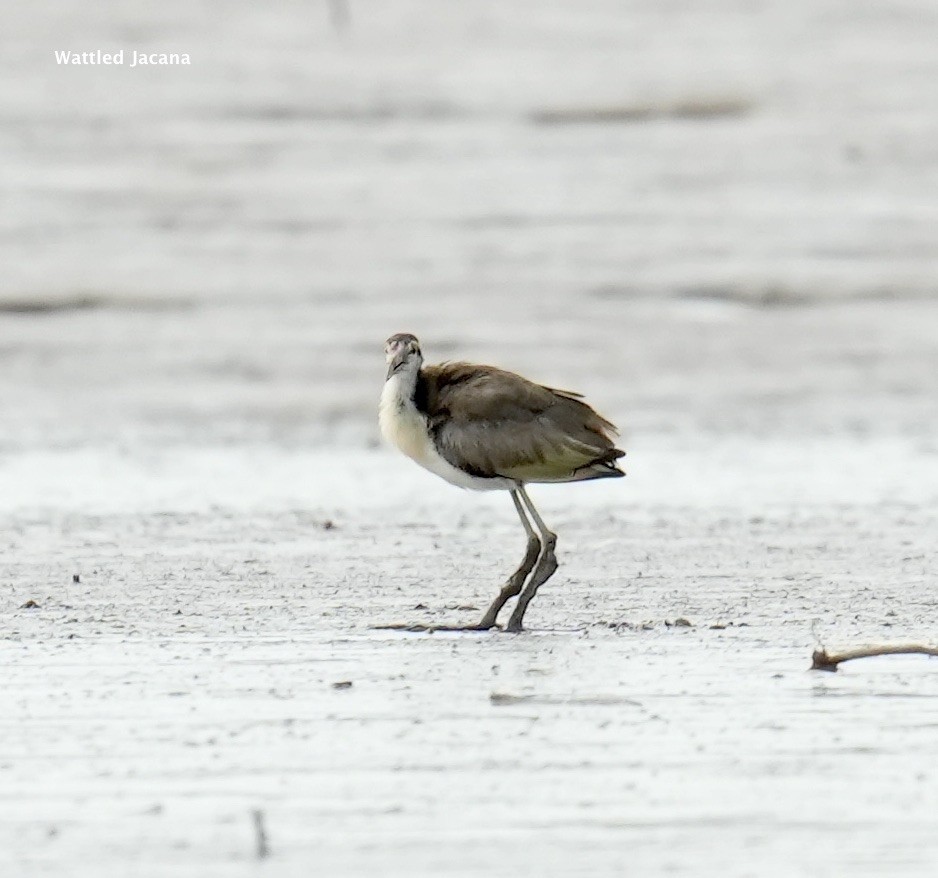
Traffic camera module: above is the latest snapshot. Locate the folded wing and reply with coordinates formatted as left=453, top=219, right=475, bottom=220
left=418, top=363, right=625, bottom=483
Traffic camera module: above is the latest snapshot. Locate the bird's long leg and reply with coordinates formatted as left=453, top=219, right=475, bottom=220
left=374, top=488, right=539, bottom=633
left=474, top=489, right=541, bottom=629
left=505, top=486, right=558, bottom=632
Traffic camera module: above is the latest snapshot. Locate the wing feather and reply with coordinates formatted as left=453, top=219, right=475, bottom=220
left=419, top=363, right=624, bottom=483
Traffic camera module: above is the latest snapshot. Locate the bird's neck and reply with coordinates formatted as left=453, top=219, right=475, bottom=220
left=379, top=366, right=429, bottom=457
left=382, top=364, right=421, bottom=412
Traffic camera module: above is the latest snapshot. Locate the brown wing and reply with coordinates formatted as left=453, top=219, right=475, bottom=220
left=418, top=363, right=624, bottom=483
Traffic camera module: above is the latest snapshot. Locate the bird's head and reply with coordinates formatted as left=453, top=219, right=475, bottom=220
left=384, top=333, right=422, bottom=380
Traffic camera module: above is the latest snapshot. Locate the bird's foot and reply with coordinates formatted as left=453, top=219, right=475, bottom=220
left=371, top=623, right=434, bottom=632
left=430, top=622, right=499, bottom=633
left=371, top=621, right=499, bottom=633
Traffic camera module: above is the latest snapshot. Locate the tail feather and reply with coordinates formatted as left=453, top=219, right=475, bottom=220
left=558, top=447, right=626, bottom=483
left=570, top=458, right=626, bottom=482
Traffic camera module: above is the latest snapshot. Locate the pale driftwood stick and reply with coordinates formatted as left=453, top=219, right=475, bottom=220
left=811, top=644, right=938, bottom=672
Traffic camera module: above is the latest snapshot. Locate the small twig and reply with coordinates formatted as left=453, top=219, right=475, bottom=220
left=811, top=644, right=938, bottom=672
left=251, top=809, right=270, bottom=860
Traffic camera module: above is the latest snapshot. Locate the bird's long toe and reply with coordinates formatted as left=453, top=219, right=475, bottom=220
left=371, top=621, right=499, bottom=633
left=430, top=622, right=499, bottom=633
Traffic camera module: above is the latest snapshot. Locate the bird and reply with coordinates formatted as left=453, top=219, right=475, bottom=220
left=379, top=333, right=625, bottom=632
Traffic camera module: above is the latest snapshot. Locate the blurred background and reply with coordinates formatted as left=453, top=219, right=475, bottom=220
left=1, top=0, right=937, bottom=478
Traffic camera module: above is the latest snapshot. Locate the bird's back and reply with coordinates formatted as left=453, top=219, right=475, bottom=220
left=416, top=362, right=625, bottom=484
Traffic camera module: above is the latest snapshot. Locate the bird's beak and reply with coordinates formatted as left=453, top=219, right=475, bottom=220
left=385, top=342, right=412, bottom=379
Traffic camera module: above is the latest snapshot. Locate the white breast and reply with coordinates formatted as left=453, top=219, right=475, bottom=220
left=379, top=374, right=512, bottom=492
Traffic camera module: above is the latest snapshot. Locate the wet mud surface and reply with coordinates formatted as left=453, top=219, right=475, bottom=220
left=3, top=437, right=938, bottom=876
